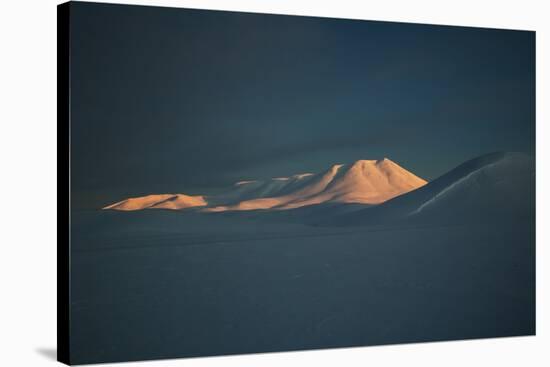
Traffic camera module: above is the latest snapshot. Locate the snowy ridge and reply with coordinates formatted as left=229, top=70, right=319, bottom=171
left=409, top=162, right=499, bottom=216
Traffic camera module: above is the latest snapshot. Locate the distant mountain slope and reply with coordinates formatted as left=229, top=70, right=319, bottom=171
left=322, top=152, right=535, bottom=226
left=103, top=194, right=207, bottom=211
left=103, top=158, right=427, bottom=211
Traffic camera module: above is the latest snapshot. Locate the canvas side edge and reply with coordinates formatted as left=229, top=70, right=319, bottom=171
left=57, top=2, right=71, bottom=365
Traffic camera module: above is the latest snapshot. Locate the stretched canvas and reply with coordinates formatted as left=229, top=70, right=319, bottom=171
left=58, top=1, right=536, bottom=365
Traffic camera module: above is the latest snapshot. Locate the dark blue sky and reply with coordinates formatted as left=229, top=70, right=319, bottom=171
left=69, top=2, right=535, bottom=208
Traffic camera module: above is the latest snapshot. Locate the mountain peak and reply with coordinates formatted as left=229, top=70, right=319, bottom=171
left=347, top=158, right=393, bottom=166
left=346, top=158, right=403, bottom=173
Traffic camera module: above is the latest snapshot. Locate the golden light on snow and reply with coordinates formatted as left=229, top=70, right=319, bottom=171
left=103, top=158, right=427, bottom=212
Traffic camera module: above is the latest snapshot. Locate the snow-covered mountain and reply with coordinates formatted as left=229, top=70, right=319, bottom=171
left=102, top=158, right=427, bottom=211
left=102, top=152, right=534, bottom=223
left=322, top=152, right=535, bottom=226
left=207, top=158, right=426, bottom=211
